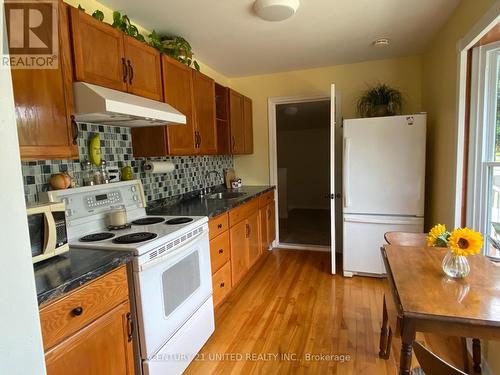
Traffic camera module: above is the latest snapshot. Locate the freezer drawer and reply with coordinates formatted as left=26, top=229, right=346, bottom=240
left=343, top=214, right=424, bottom=277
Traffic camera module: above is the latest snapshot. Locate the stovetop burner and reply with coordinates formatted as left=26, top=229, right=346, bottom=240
left=113, top=232, right=158, bottom=244
left=80, top=232, right=115, bottom=242
left=132, top=217, right=165, bottom=225
left=166, top=217, right=194, bottom=225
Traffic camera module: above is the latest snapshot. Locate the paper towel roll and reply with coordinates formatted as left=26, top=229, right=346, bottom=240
left=143, top=161, right=175, bottom=174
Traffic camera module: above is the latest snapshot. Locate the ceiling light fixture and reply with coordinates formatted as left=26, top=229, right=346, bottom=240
left=373, top=38, right=390, bottom=47
left=253, top=0, right=300, bottom=22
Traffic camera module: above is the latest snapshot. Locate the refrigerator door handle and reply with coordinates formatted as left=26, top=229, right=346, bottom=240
left=344, top=216, right=422, bottom=225
left=343, top=137, right=352, bottom=208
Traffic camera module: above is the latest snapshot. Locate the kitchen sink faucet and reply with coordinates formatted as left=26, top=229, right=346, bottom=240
left=201, top=170, right=224, bottom=196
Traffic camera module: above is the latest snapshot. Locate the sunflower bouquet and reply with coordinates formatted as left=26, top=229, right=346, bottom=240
left=427, top=224, right=483, bottom=257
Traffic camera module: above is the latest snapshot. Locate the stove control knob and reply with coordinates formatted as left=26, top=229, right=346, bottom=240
left=133, top=195, right=138, bottom=201
left=66, top=209, right=72, bottom=217
left=131, top=186, right=136, bottom=192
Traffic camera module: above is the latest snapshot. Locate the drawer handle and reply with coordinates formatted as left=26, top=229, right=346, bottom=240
left=72, top=306, right=84, bottom=316
left=220, top=282, right=225, bottom=288
left=217, top=223, right=223, bottom=229
left=218, top=249, right=224, bottom=254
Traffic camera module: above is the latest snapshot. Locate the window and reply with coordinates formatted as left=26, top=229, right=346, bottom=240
left=468, top=41, right=500, bottom=260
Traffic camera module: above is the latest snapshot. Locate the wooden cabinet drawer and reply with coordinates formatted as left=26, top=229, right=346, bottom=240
left=208, top=213, right=229, bottom=239
left=212, top=262, right=231, bottom=307
left=40, top=266, right=129, bottom=350
left=229, top=198, right=259, bottom=226
left=259, top=190, right=274, bottom=208
left=210, top=231, right=230, bottom=274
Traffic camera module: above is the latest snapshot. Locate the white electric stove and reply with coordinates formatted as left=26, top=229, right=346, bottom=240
left=40, top=180, right=215, bottom=375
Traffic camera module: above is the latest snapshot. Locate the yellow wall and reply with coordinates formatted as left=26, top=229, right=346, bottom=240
left=422, top=0, right=496, bottom=228
left=422, top=0, right=499, bottom=372
left=229, top=56, right=423, bottom=184
left=63, top=0, right=230, bottom=86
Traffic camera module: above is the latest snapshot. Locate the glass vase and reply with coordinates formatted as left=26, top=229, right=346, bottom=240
left=441, top=249, right=470, bottom=278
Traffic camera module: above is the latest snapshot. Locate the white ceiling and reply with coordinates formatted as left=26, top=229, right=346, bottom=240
left=100, top=0, right=460, bottom=77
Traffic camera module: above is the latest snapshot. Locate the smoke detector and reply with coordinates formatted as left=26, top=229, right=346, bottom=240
left=253, top=0, right=300, bottom=22
left=373, top=38, right=390, bottom=47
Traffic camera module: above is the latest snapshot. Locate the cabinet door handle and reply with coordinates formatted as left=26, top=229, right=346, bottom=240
left=217, top=223, right=223, bottom=229
left=198, top=133, right=202, bottom=148
left=70, top=115, right=78, bottom=145
left=231, top=136, right=235, bottom=151
left=72, top=306, right=83, bottom=316
left=268, top=209, right=271, bottom=219
left=127, top=60, right=133, bottom=85
left=218, top=249, right=224, bottom=254
left=194, top=131, right=199, bottom=148
left=220, top=282, right=225, bottom=288
left=126, top=312, right=133, bottom=342
left=245, top=223, right=250, bottom=238
left=121, top=58, right=128, bottom=83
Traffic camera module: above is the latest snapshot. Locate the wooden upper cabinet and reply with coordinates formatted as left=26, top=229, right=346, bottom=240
left=215, top=83, right=231, bottom=154
left=123, top=35, right=163, bottom=101
left=192, top=70, right=217, bottom=154
left=70, top=7, right=126, bottom=91
left=12, top=1, right=78, bottom=160
left=163, top=56, right=196, bottom=155
left=229, top=89, right=245, bottom=154
left=243, top=96, right=253, bottom=154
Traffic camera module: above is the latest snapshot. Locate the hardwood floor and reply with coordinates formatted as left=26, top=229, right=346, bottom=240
left=186, top=249, right=467, bottom=375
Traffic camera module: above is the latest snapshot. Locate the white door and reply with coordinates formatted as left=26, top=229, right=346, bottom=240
left=330, top=84, right=341, bottom=274
left=343, top=114, right=426, bottom=216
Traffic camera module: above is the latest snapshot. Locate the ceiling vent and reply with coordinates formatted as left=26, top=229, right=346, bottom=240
left=253, top=0, right=300, bottom=22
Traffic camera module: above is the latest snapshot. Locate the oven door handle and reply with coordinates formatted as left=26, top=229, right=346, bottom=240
left=139, top=231, right=208, bottom=271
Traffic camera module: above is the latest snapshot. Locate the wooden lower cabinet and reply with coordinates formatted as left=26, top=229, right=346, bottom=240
left=267, top=202, right=276, bottom=246
left=247, top=210, right=261, bottom=267
left=229, top=219, right=249, bottom=286
left=212, top=262, right=232, bottom=307
left=45, top=301, right=134, bottom=375
left=208, top=193, right=275, bottom=309
left=40, top=266, right=133, bottom=375
left=259, top=206, right=268, bottom=254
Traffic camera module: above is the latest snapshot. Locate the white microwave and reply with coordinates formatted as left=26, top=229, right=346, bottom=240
left=27, top=202, right=69, bottom=263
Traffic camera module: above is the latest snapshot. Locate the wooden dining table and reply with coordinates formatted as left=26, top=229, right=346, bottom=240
left=380, top=245, right=500, bottom=375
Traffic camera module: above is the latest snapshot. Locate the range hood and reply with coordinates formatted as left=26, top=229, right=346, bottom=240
left=72, top=82, right=186, bottom=127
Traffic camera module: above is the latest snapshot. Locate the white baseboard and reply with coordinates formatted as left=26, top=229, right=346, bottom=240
left=275, top=243, right=330, bottom=252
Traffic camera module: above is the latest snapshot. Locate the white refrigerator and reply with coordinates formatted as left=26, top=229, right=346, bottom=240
left=342, top=114, right=426, bottom=277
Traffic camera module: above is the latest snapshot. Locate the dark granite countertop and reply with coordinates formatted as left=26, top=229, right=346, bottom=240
left=148, top=185, right=275, bottom=218
left=34, top=248, right=132, bottom=306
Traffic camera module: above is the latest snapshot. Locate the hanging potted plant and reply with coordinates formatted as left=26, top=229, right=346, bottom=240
left=356, top=84, right=403, bottom=117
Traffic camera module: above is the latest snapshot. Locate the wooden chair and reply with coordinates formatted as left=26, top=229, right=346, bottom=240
left=380, top=232, right=479, bottom=374
left=412, top=341, right=467, bottom=375
left=384, top=231, right=427, bottom=247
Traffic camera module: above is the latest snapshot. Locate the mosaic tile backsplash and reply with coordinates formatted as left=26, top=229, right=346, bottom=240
left=22, top=123, right=233, bottom=205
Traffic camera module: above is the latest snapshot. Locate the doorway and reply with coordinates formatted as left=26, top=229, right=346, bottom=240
left=276, top=100, right=331, bottom=246
left=268, top=89, right=343, bottom=274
